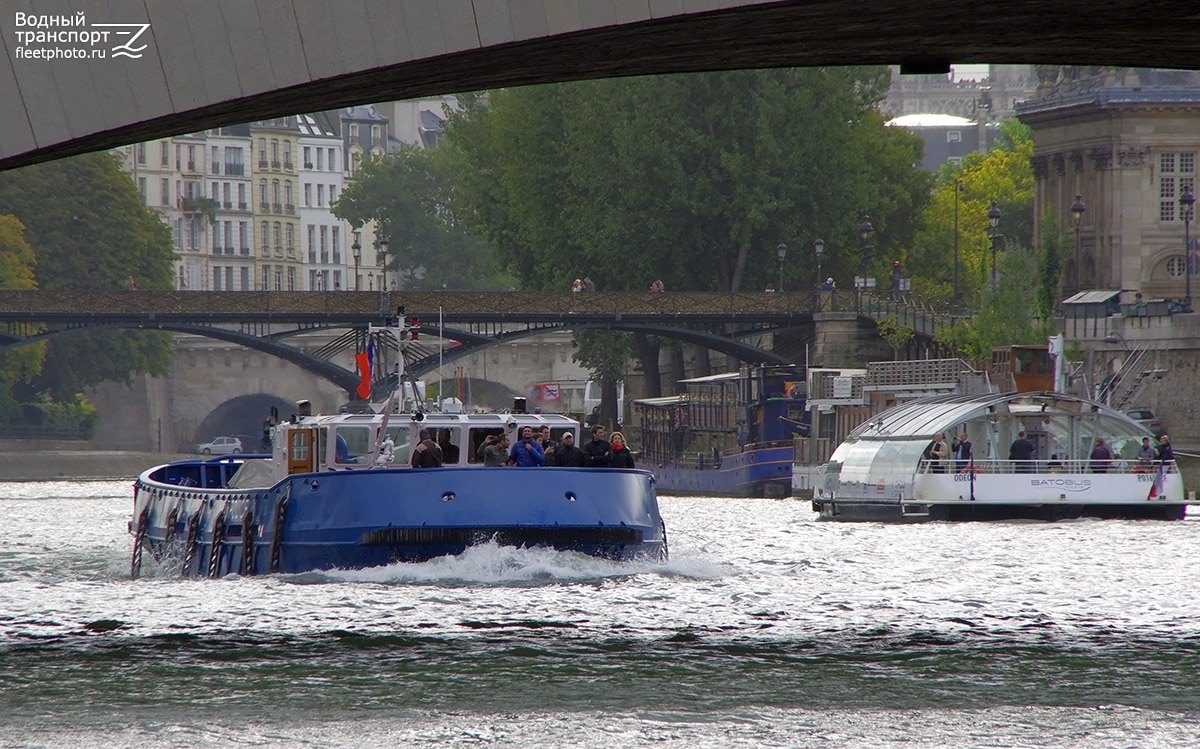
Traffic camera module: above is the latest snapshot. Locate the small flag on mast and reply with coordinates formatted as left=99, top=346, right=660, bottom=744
left=355, top=342, right=373, bottom=400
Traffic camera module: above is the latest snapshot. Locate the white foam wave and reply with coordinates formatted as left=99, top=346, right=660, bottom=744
left=301, top=540, right=727, bottom=586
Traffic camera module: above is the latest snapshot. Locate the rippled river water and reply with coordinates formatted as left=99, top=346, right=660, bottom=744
left=3, top=479, right=1200, bottom=747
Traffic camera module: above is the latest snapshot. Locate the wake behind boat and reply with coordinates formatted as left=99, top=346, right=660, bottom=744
left=130, top=312, right=666, bottom=577
left=812, top=391, right=1191, bottom=522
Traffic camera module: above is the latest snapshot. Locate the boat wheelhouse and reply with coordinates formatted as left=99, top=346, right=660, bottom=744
left=814, top=391, right=1189, bottom=522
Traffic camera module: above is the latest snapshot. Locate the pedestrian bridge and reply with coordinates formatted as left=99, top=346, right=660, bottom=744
left=0, top=0, right=1182, bottom=170
left=0, top=289, right=954, bottom=395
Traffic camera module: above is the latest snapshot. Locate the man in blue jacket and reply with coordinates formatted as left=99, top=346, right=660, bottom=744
left=508, top=426, right=545, bottom=466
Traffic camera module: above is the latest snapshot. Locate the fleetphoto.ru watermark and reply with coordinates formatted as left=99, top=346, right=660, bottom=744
left=11, top=11, right=149, bottom=60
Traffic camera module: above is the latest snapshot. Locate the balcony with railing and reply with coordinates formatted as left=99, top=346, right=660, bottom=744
left=272, top=202, right=282, bottom=213
left=285, top=203, right=295, bottom=215
left=259, top=201, right=269, bottom=212
left=238, top=201, right=248, bottom=211
left=210, top=162, right=220, bottom=175
left=271, top=160, right=281, bottom=169
left=225, top=163, right=244, bottom=176
left=284, top=161, right=294, bottom=171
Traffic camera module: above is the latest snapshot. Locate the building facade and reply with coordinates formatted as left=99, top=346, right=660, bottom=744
left=298, top=113, right=348, bottom=291
left=205, top=125, right=256, bottom=290
left=249, top=118, right=302, bottom=290
left=1016, top=67, right=1200, bottom=301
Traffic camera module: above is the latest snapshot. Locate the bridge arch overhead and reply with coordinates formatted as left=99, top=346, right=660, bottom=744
left=1, top=0, right=1190, bottom=169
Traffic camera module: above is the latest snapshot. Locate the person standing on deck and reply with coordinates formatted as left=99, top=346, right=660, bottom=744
left=1089, top=437, right=1112, bottom=473
left=583, top=424, right=613, bottom=468
left=411, top=429, right=443, bottom=468
left=508, top=426, right=545, bottom=467
left=551, top=432, right=586, bottom=467
left=1008, top=431, right=1035, bottom=473
left=952, top=432, right=972, bottom=472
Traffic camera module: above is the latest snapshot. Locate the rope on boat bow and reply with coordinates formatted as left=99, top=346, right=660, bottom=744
left=129, top=506, right=150, bottom=579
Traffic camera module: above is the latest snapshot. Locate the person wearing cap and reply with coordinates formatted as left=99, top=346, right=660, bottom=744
left=820, top=277, right=836, bottom=291
left=551, top=431, right=586, bottom=467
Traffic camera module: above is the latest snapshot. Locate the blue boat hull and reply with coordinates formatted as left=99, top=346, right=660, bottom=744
left=131, top=463, right=666, bottom=577
left=648, top=444, right=793, bottom=497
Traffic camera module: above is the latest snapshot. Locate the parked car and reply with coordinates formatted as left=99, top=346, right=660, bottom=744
left=1125, top=409, right=1165, bottom=437
left=195, top=436, right=243, bottom=455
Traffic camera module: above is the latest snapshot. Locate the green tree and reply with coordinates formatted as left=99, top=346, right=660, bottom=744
left=876, top=316, right=915, bottom=360
left=0, top=215, right=44, bottom=421
left=910, top=119, right=1034, bottom=308
left=444, top=69, right=932, bottom=295
left=935, top=248, right=1043, bottom=360
left=0, top=153, right=176, bottom=395
left=333, top=144, right=514, bottom=290
left=572, top=330, right=633, bottom=430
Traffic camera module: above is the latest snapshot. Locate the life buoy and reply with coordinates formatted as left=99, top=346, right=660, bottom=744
left=958, top=466, right=982, bottom=475
left=1132, top=465, right=1153, bottom=473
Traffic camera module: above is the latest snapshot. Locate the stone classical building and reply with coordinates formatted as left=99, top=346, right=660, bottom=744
left=1017, top=67, right=1200, bottom=302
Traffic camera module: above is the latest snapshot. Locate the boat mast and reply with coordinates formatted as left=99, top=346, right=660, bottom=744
left=367, top=306, right=425, bottom=466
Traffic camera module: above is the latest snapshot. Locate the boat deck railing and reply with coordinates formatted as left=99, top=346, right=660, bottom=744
left=918, top=458, right=1178, bottom=475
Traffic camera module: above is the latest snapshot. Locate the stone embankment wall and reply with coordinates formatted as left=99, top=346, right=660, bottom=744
left=0, top=442, right=190, bottom=481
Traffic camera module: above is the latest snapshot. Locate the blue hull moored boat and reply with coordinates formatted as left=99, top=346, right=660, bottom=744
left=636, top=366, right=808, bottom=497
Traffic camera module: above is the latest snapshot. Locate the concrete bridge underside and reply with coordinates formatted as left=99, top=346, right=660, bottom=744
left=3, top=0, right=1196, bottom=169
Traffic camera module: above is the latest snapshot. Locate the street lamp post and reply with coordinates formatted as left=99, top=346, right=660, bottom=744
left=814, top=238, right=825, bottom=289
left=376, top=237, right=389, bottom=311
left=952, top=179, right=962, bottom=309
left=1181, top=187, right=1194, bottom=312
left=988, top=199, right=1002, bottom=287
left=1070, top=193, right=1086, bottom=295
left=351, top=231, right=361, bottom=291
left=858, top=214, right=873, bottom=304
left=776, top=242, right=787, bottom=292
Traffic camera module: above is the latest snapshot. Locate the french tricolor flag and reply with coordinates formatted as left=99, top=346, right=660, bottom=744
left=1148, top=462, right=1165, bottom=500
left=355, top=342, right=373, bottom=400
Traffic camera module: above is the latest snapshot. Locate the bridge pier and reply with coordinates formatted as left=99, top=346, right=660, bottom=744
left=812, top=312, right=892, bottom=369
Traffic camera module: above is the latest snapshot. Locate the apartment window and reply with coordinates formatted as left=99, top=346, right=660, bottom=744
left=160, top=178, right=170, bottom=207
left=136, top=143, right=146, bottom=165
left=239, top=221, right=248, bottom=251
left=303, top=147, right=311, bottom=168
left=287, top=267, right=295, bottom=291
left=319, top=225, right=328, bottom=262
left=225, top=267, right=234, bottom=291
left=304, top=183, right=312, bottom=207
left=257, top=137, right=266, bottom=166
left=223, top=182, right=231, bottom=207
left=285, top=181, right=293, bottom=207
left=237, top=183, right=247, bottom=209
left=260, top=221, right=269, bottom=249
left=329, top=185, right=337, bottom=204
left=349, top=123, right=359, bottom=139
left=224, top=221, right=233, bottom=250
left=286, top=224, right=294, bottom=251
left=328, top=148, right=337, bottom=171
left=316, top=148, right=324, bottom=170
left=259, top=179, right=268, bottom=206
left=283, top=140, right=292, bottom=167
left=271, top=139, right=279, bottom=163
left=307, top=225, right=316, bottom=260
left=273, top=222, right=281, bottom=249
left=137, top=177, right=147, bottom=203
left=1167, top=256, right=1187, bottom=278
left=210, top=181, right=219, bottom=199
left=160, top=141, right=169, bottom=167
left=371, top=124, right=381, bottom=142
left=317, top=184, right=324, bottom=207
left=276, top=268, right=283, bottom=291
left=1160, top=151, right=1196, bottom=222
left=187, top=145, right=197, bottom=171
left=240, top=267, right=250, bottom=291
left=211, top=146, right=220, bottom=173
left=331, top=226, right=340, bottom=262
left=175, top=144, right=181, bottom=170
left=226, top=146, right=244, bottom=176
left=213, top=267, right=222, bottom=291
left=272, top=179, right=280, bottom=204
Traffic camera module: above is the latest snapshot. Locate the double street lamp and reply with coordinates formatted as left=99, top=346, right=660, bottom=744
left=1070, top=193, right=1086, bottom=294
left=776, top=242, right=787, bottom=291
left=376, top=236, right=390, bottom=308
left=1182, top=187, right=1195, bottom=312
left=988, top=200, right=1002, bottom=286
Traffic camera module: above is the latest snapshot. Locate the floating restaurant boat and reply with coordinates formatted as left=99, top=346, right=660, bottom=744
left=129, top=314, right=666, bottom=577
left=635, top=366, right=808, bottom=497
left=812, top=391, right=1190, bottom=522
